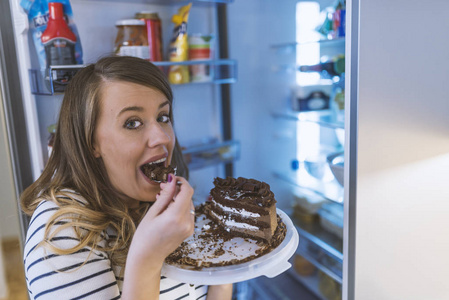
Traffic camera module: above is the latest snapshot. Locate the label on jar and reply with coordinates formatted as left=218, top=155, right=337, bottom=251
left=118, top=46, right=150, bottom=60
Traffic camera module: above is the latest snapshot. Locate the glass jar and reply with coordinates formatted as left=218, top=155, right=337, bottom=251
left=114, top=19, right=149, bottom=60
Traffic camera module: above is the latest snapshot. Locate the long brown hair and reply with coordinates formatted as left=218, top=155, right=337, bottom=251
left=21, top=55, right=188, bottom=268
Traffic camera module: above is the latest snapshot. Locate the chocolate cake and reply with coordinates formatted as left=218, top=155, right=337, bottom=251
left=141, top=164, right=175, bottom=182
left=165, top=177, right=287, bottom=269
left=206, top=177, right=278, bottom=242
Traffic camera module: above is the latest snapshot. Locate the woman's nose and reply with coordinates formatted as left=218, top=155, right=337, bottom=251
left=146, top=122, right=172, bottom=148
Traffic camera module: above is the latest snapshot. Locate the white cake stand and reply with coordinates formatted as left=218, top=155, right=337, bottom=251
left=161, top=209, right=299, bottom=285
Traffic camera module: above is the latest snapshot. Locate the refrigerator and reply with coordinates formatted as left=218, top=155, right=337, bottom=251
left=2, top=0, right=449, bottom=299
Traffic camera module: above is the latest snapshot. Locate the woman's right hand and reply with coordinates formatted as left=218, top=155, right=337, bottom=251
left=132, top=174, right=195, bottom=262
left=122, top=174, right=194, bottom=300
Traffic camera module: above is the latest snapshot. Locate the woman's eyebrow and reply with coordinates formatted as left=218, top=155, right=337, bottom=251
left=159, top=100, right=170, bottom=109
left=118, top=106, right=143, bottom=117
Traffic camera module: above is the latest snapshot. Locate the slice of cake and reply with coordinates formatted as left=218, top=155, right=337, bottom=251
left=141, top=164, right=175, bottom=182
left=205, top=177, right=278, bottom=242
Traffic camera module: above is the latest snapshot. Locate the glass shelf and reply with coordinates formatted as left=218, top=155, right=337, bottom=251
left=183, top=140, right=240, bottom=171
left=30, top=59, right=237, bottom=95
left=272, top=109, right=344, bottom=129
left=274, top=171, right=344, bottom=204
left=154, top=59, right=237, bottom=85
left=287, top=268, right=327, bottom=300
left=271, top=37, right=345, bottom=55
left=288, top=210, right=343, bottom=283
left=91, top=0, right=233, bottom=5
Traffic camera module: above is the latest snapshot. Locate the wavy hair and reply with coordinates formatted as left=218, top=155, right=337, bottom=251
left=20, top=55, right=188, bottom=269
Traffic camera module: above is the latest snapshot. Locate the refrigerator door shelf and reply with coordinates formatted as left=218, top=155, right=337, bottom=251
left=95, top=0, right=234, bottom=5
left=29, top=65, right=84, bottom=95
left=29, top=59, right=237, bottom=95
left=153, top=59, right=237, bottom=85
left=161, top=209, right=299, bottom=285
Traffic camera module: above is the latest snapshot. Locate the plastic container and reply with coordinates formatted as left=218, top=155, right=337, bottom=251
left=114, top=19, right=149, bottom=60
left=161, top=209, right=299, bottom=285
left=327, top=151, right=344, bottom=186
left=304, top=146, right=336, bottom=182
left=188, top=34, right=214, bottom=82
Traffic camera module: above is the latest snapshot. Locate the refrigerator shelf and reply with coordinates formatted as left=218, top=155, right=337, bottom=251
left=288, top=210, right=343, bottom=283
left=271, top=38, right=345, bottom=55
left=183, top=140, right=240, bottom=171
left=29, top=59, right=237, bottom=95
left=286, top=268, right=327, bottom=300
left=272, top=109, right=344, bottom=129
left=273, top=171, right=344, bottom=204
left=99, top=0, right=234, bottom=5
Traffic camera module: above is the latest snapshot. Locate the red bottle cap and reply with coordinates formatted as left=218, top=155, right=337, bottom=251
left=41, top=2, right=77, bottom=44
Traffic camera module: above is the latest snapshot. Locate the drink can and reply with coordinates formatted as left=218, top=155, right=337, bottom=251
left=188, top=34, right=213, bottom=82
left=136, top=12, right=163, bottom=61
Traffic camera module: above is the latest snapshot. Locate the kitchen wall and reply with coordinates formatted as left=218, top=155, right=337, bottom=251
left=0, top=70, right=20, bottom=239
left=0, top=65, right=20, bottom=299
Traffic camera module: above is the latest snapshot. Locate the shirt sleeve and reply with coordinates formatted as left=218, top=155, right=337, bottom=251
left=23, top=200, right=121, bottom=300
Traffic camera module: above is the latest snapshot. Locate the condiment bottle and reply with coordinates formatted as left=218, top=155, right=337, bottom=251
left=41, top=2, right=77, bottom=66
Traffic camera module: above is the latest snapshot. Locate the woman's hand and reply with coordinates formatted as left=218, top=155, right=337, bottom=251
left=122, top=174, right=195, bottom=300
left=138, top=174, right=195, bottom=260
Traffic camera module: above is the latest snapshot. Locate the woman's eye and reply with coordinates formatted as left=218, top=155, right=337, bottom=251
left=158, top=114, right=171, bottom=124
left=124, top=119, right=143, bottom=130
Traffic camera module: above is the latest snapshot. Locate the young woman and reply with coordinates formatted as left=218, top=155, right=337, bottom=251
left=21, top=56, right=232, bottom=300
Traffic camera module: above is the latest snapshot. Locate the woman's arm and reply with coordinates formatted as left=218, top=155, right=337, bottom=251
left=206, top=284, right=233, bottom=300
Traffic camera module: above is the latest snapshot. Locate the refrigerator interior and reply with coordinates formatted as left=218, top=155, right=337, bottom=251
left=226, top=0, right=345, bottom=299
left=8, top=0, right=346, bottom=299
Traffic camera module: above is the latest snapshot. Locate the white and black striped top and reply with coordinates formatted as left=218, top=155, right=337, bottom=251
left=23, top=191, right=208, bottom=300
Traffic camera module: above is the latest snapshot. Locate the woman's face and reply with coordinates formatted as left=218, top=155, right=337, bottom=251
left=93, top=81, right=175, bottom=205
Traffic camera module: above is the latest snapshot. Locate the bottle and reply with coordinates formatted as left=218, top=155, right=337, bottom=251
left=135, top=12, right=163, bottom=61
left=41, top=2, right=77, bottom=66
left=299, top=55, right=345, bottom=77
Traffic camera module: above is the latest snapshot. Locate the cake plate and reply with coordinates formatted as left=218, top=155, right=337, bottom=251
left=161, top=209, right=299, bottom=285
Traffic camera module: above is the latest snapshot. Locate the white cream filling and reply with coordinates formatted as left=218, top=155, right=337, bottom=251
left=212, top=199, right=260, bottom=218
left=210, top=210, right=258, bottom=231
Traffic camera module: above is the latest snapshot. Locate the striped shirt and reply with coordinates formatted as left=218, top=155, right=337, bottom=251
left=23, top=191, right=208, bottom=300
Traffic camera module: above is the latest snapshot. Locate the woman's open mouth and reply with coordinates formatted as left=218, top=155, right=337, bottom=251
left=140, top=158, right=175, bottom=183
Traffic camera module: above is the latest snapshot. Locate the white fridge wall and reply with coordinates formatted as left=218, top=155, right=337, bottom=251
left=347, top=0, right=449, bottom=298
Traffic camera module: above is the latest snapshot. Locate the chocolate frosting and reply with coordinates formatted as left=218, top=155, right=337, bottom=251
left=211, top=177, right=276, bottom=207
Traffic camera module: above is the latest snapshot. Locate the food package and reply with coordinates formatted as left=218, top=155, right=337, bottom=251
left=168, top=3, right=192, bottom=84
left=293, top=254, right=316, bottom=276
left=20, top=0, right=83, bottom=78
left=318, top=202, right=344, bottom=239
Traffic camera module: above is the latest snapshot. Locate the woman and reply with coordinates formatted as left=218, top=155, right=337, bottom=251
left=21, top=56, right=232, bottom=299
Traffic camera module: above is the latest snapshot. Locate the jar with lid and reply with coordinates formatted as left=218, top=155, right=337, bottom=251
left=114, top=19, right=149, bottom=60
